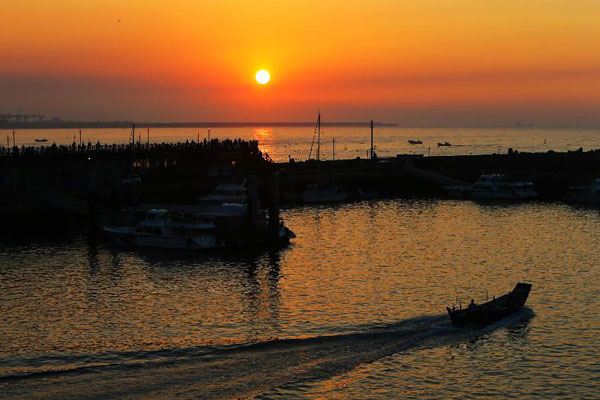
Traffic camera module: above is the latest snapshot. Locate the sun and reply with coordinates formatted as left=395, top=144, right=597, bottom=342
left=256, top=70, right=270, bottom=85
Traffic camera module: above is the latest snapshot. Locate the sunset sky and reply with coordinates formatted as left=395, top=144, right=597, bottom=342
left=1, top=0, right=599, bottom=126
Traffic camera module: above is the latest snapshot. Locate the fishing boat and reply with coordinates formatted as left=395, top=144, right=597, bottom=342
left=103, top=209, right=222, bottom=250
left=35, top=138, right=48, bottom=142
left=565, top=178, right=600, bottom=203
left=302, top=113, right=347, bottom=203
left=437, top=141, right=452, bottom=147
left=408, top=140, right=423, bottom=145
left=447, top=282, right=532, bottom=325
left=444, top=174, right=538, bottom=200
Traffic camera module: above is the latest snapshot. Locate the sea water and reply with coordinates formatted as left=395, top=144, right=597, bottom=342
left=1, top=200, right=599, bottom=398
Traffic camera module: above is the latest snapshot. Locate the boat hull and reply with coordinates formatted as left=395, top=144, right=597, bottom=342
left=103, top=227, right=221, bottom=250
left=302, top=186, right=347, bottom=203
left=447, top=283, right=532, bottom=325
left=467, top=189, right=538, bottom=200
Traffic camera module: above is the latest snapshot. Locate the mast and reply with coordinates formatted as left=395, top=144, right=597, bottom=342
left=370, top=119, right=374, bottom=159
left=332, top=138, right=335, bottom=185
left=317, top=112, right=321, bottom=186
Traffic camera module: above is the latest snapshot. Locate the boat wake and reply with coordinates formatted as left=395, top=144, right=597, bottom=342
left=0, top=309, right=534, bottom=399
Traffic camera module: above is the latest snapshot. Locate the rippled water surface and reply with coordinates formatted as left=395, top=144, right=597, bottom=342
left=1, top=200, right=599, bottom=398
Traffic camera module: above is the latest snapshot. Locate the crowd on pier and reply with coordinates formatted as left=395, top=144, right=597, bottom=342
left=0, top=138, right=262, bottom=160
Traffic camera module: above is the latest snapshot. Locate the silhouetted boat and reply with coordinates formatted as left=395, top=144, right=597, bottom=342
left=437, top=141, right=451, bottom=147
left=565, top=178, right=600, bottom=203
left=408, top=140, right=422, bottom=145
left=35, top=138, right=48, bottom=142
left=447, top=283, right=532, bottom=325
left=444, top=174, right=538, bottom=200
left=358, top=188, right=379, bottom=199
left=302, top=113, right=347, bottom=203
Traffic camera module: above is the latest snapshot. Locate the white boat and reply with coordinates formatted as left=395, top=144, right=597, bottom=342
left=445, top=174, right=538, bottom=200
left=302, top=113, right=347, bottom=203
left=198, top=180, right=247, bottom=205
left=103, top=209, right=222, bottom=250
left=565, top=178, right=600, bottom=203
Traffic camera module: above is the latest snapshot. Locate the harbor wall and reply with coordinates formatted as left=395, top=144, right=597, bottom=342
left=2, top=140, right=600, bottom=232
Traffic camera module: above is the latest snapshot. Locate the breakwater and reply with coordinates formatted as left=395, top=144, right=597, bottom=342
left=2, top=139, right=600, bottom=231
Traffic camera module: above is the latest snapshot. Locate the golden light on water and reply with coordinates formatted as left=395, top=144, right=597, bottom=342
left=256, top=70, right=270, bottom=85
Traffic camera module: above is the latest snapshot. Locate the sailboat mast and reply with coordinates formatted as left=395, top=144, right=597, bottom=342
left=332, top=138, right=335, bottom=185
left=317, top=113, right=321, bottom=186
left=370, top=119, right=374, bottom=159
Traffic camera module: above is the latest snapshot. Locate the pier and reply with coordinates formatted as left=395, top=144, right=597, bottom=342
left=2, top=139, right=600, bottom=232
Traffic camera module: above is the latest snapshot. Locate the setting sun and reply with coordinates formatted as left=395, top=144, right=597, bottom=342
left=256, top=70, right=270, bottom=85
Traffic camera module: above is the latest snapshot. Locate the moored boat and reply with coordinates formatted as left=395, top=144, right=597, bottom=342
left=565, top=178, right=600, bottom=203
left=103, top=209, right=222, bottom=250
left=302, top=113, right=347, bottom=203
left=302, top=184, right=347, bottom=203
left=447, top=282, right=532, bottom=325
left=35, top=138, right=48, bottom=142
left=437, top=141, right=451, bottom=147
left=444, top=174, right=537, bottom=200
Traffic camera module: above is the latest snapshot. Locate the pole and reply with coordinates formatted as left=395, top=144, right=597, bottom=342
left=147, top=128, right=150, bottom=145
left=317, top=112, right=321, bottom=186
left=332, top=138, right=335, bottom=185
left=208, top=128, right=211, bottom=141
left=12, top=130, right=15, bottom=147
left=370, top=120, right=374, bottom=159
left=79, top=129, right=82, bottom=146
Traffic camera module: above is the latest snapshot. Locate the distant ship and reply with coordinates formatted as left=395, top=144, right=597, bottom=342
left=35, top=138, right=48, bottom=142
left=408, top=140, right=423, bottom=145
left=437, top=142, right=452, bottom=147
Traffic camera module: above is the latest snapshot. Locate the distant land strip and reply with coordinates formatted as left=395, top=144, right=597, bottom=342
left=0, top=121, right=398, bottom=130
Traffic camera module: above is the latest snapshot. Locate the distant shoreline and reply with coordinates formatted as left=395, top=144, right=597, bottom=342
left=0, top=121, right=398, bottom=130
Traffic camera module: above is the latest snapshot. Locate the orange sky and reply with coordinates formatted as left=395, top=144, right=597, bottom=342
left=1, top=0, right=599, bottom=126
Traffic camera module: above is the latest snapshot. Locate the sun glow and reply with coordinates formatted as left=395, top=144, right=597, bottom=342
left=256, top=70, right=270, bottom=85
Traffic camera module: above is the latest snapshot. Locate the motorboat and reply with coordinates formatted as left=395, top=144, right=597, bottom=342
left=198, top=180, right=247, bottom=205
left=357, top=188, right=379, bottom=200
left=408, top=140, right=423, bottom=145
left=445, top=174, right=538, bottom=200
left=437, top=142, right=451, bottom=147
left=447, top=283, right=532, bottom=325
left=103, top=209, right=222, bottom=250
left=565, top=178, right=600, bottom=203
left=302, top=184, right=347, bottom=203
left=35, top=138, right=48, bottom=142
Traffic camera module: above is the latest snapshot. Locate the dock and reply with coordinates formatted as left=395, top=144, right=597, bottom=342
left=2, top=139, right=600, bottom=233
